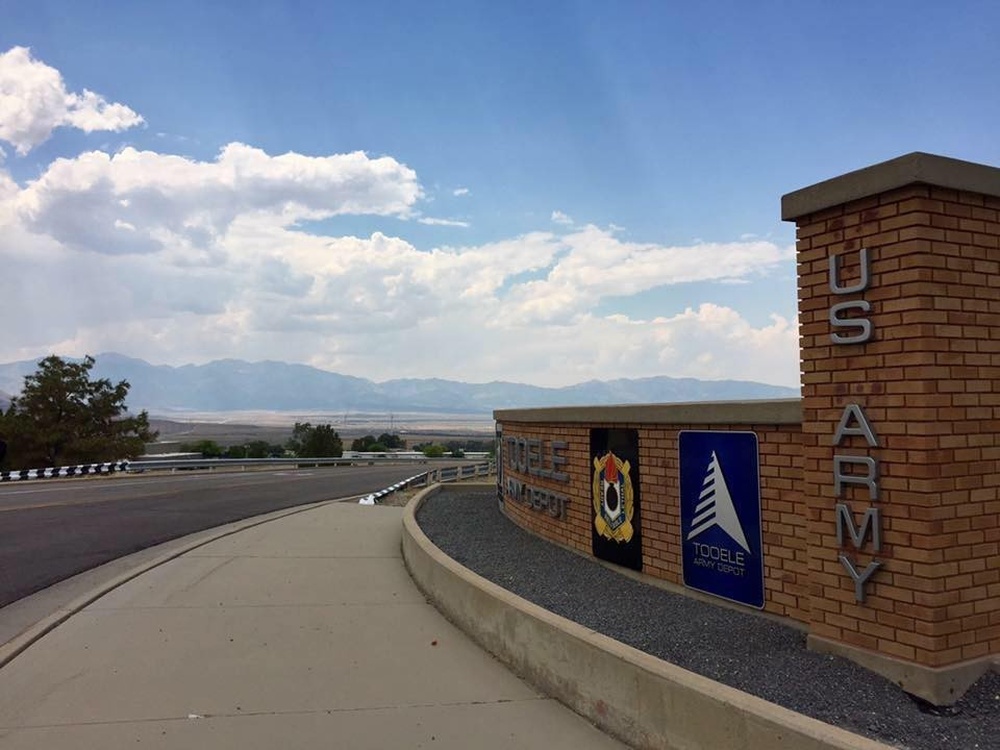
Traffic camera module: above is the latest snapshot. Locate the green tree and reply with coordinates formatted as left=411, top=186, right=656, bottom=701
left=421, top=444, right=446, bottom=458
left=0, top=411, right=10, bottom=468
left=377, top=432, right=404, bottom=449
left=224, top=443, right=247, bottom=459
left=225, top=440, right=274, bottom=459
left=0, top=355, right=156, bottom=470
left=181, top=439, right=224, bottom=458
left=247, top=440, right=276, bottom=458
left=352, top=433, right=403, bottom=452
left=287, top=422, right=343, bottom=458
left=351, top=434, right=377, bottom=452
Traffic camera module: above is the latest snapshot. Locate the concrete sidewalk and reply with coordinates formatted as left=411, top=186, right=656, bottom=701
left=0, top=502, right=624, bottom=749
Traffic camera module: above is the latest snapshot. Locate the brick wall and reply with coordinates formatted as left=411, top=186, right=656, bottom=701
left=492, top=155, right=1000, bottom=698
left=499, top=420, right=809, bottom=622
left=500, top=423, right=592, bottom=556
left=795, top=185, right=1000, bottom=667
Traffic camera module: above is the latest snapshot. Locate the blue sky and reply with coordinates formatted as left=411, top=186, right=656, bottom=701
left=2, top=2, right=998, bottom=389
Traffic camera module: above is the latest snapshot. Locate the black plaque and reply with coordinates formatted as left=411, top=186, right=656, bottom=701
left=590, top=428, right=642, bottom=570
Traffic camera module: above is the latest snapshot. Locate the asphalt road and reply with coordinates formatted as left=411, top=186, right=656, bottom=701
left=0, top=464, right=432, bottom=609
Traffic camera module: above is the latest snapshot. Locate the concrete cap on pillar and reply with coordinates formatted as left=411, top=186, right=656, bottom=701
left=781, top=151, right=1000, bottom=221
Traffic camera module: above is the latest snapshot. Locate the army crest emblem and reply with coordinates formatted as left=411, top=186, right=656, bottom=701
left=592, top=451, right=635, bottom=543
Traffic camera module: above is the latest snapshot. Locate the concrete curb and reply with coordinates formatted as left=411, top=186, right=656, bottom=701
left=402, top=487, right=895, bottom=750
left=0, top=496, right=352, bottom=670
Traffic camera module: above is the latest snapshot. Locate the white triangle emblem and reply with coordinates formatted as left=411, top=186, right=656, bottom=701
left=687, top=451, right=751, bottom=553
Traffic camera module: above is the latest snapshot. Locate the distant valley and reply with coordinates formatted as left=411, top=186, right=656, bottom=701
left=0, top=353, right=798, bottom=416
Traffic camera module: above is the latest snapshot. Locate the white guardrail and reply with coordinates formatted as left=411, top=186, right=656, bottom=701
left=359, top=461, right=495, bottom=505
left=0, top=460, right=130, bottom=482
left=126, top=456, right=413, bottom=472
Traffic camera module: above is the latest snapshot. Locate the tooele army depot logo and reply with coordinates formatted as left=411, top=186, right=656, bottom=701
left=679, top=431, right=764, bottom=609
left=590, top=428, right=642, bottom=571
left=592, top=451, right=635, bottom=543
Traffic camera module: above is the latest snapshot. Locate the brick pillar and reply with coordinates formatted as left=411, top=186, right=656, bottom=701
left=783, top=152, right=1000, bottom=704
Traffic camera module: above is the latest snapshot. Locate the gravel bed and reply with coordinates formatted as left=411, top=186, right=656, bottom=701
left=416, top=490, right=1000, bottom=750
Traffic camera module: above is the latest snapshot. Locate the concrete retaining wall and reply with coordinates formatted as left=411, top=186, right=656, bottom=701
left=402, top=486, right=892, bottom=750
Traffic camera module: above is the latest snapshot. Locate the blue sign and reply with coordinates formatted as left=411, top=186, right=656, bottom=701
left=678, top=431, right=764, bottom=609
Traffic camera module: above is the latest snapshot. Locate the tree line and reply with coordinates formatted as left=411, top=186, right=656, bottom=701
left=181, top=422, right=346, bottom=459
left=182, top=431, right=424, bottom=459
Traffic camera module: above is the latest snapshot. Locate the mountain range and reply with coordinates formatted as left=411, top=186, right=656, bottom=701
left=0, top=353, right=798, bottom=415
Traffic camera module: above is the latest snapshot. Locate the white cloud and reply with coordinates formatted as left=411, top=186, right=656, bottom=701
left=0, top=41, right=799, bottom=390
left=0, top=166, right=17, bottom=218
left=11, top=143, right=421, bottom=256
left=0, top=151, right=799, bottom=387
left=452, top=187, right=470, bottom=196
left=480, top=305, right=800, bottom=388
left=417, top=217, right=470, bottom=227
left=0, top=46, right=144, bottom=155
left=503, top=225, right=794, bottom=324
